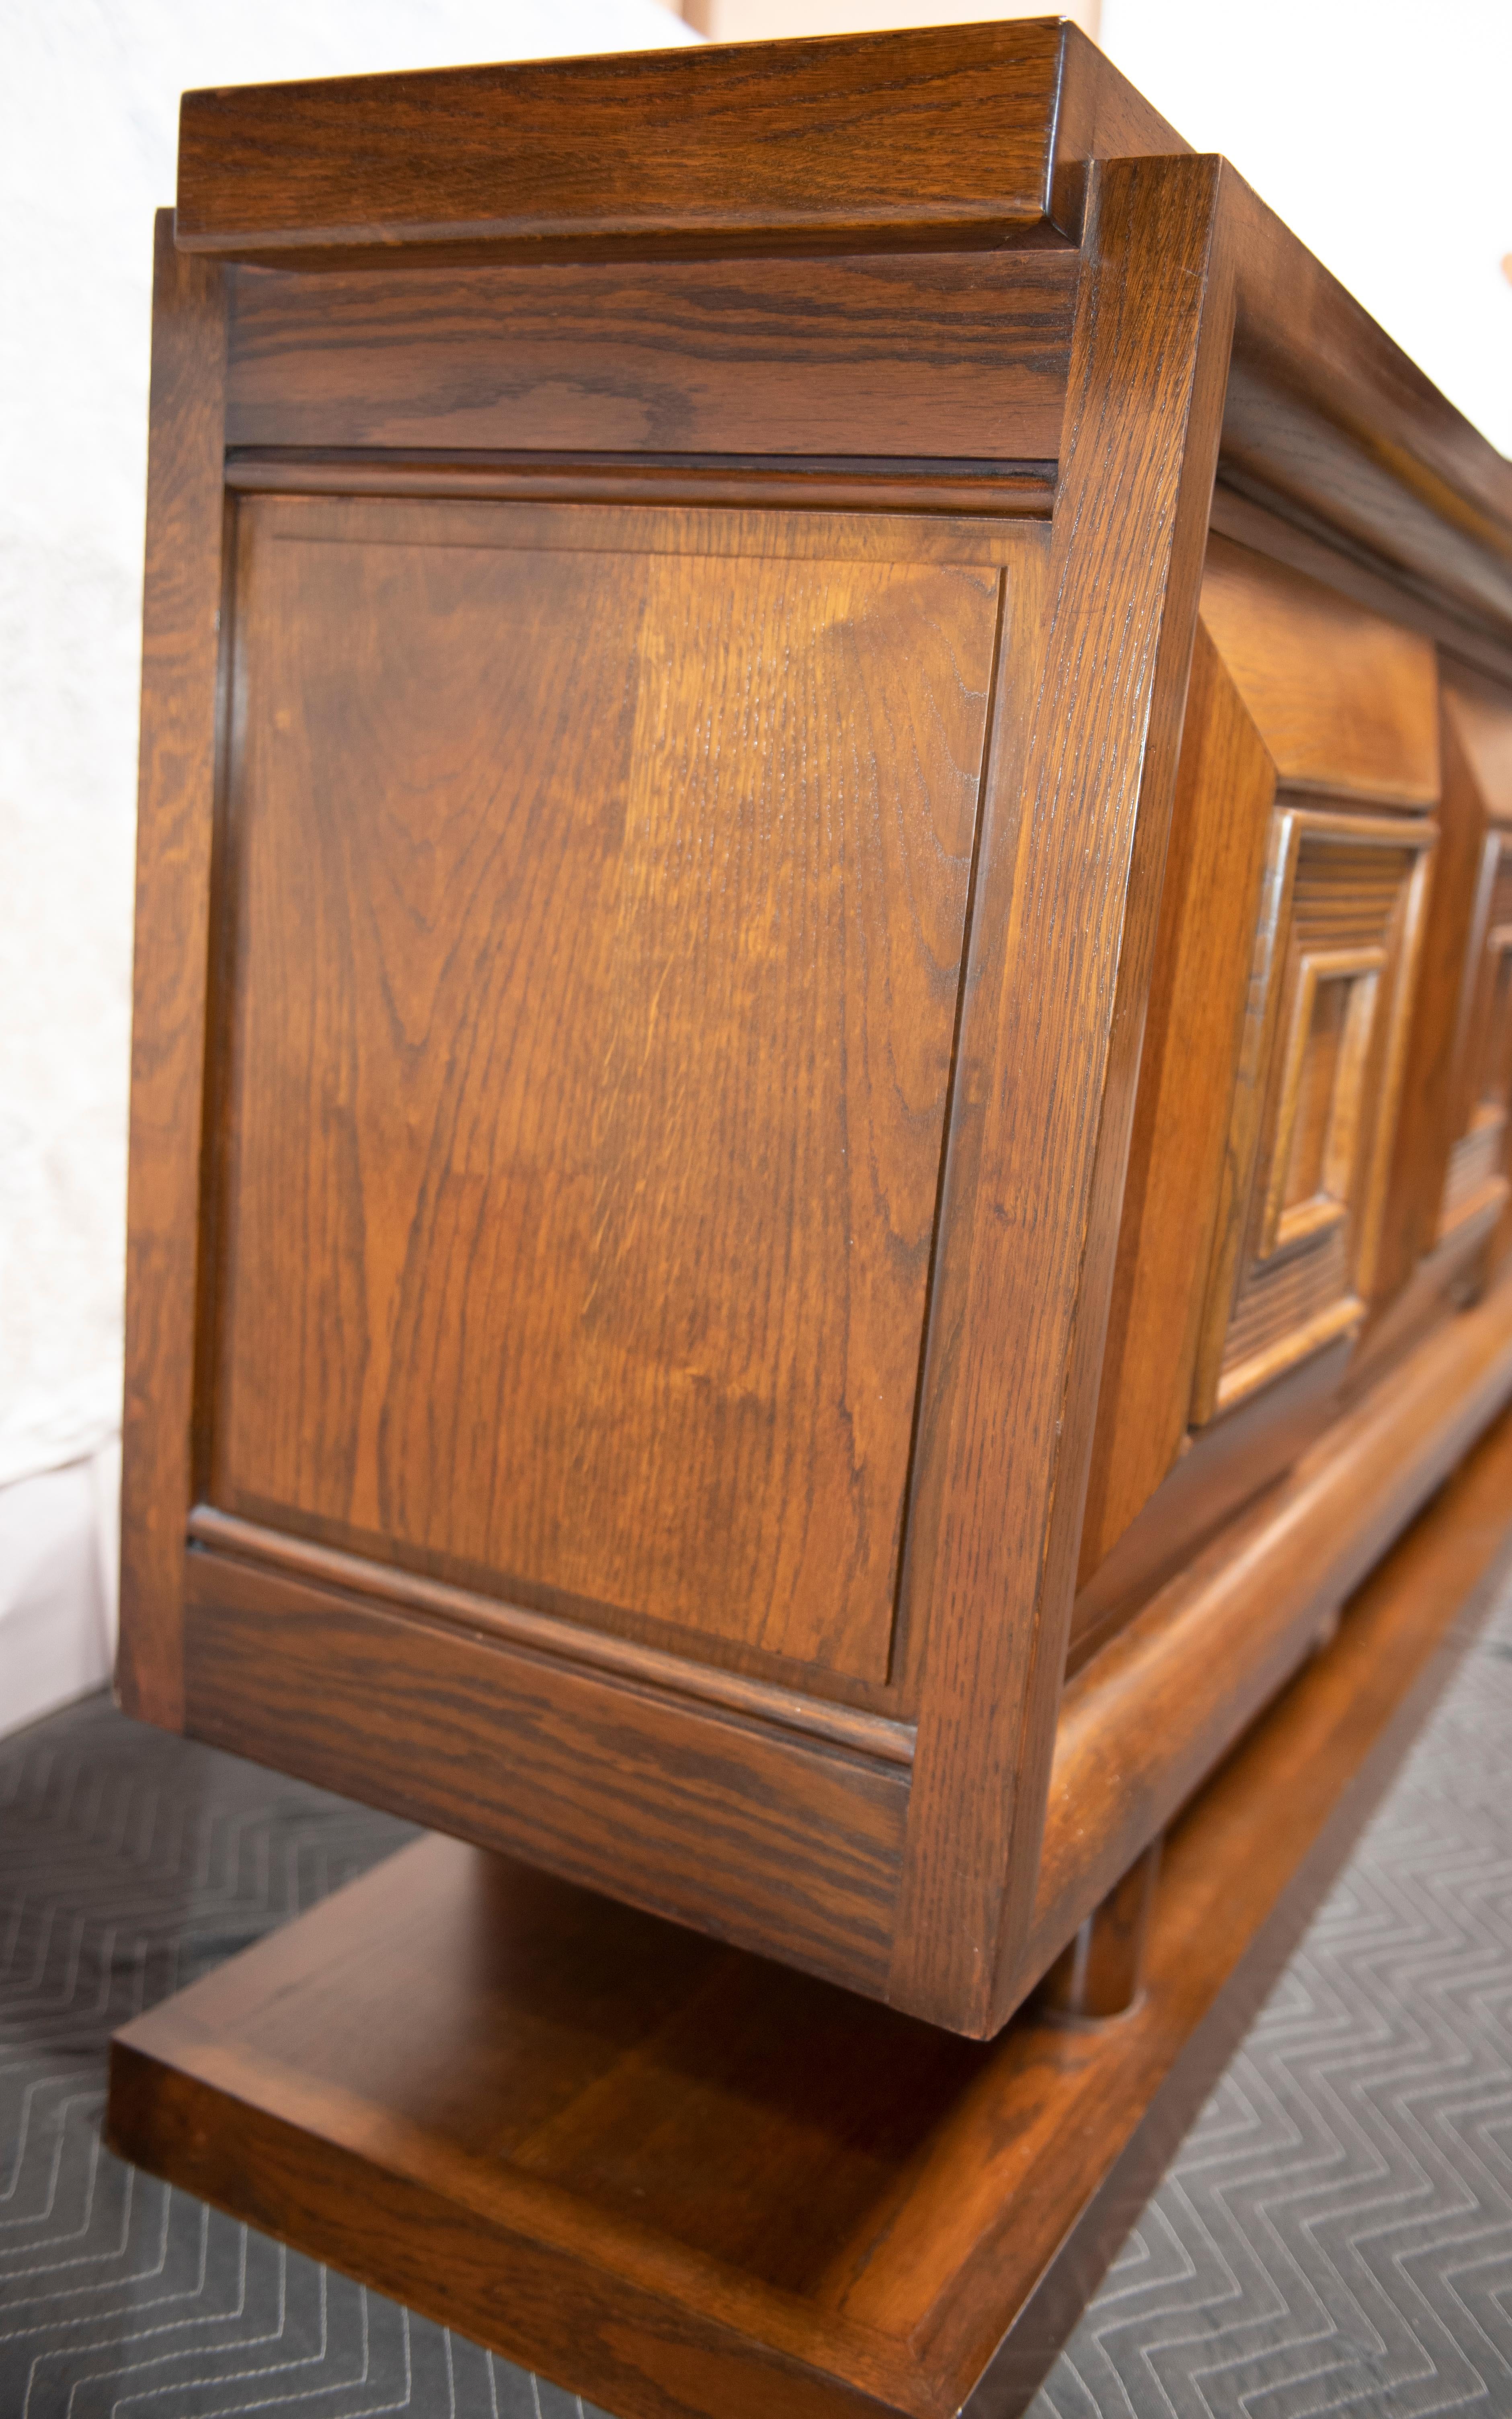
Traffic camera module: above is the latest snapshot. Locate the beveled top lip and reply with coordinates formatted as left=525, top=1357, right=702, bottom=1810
left=172, top=20, right=1158, bottom=266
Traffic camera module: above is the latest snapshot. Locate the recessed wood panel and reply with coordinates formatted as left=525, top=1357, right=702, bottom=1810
left=1195, top=809, right=1435, bottom=1416
left=209, top=492, right=1007, bottom=1682
left=225, top=250, right=1078, bottom=462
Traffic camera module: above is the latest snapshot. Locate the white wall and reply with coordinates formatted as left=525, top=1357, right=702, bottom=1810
left=1099, top=0, right=1512, bottom=457
left=682, top=3, right=1102, bottom=41
left=0, top=0, right=696, bottom=1737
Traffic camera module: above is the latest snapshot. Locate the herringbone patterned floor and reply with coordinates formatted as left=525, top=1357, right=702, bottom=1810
left=2, top=1564, right=1510, bottom=2417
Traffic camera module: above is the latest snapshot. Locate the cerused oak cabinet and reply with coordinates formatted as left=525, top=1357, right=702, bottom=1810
left=116, top=21, right=1512, bottom=2059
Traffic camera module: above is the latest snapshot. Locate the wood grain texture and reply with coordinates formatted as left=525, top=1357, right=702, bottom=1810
left=109, top=1396, right=1512, bottom=2419
left=1208, top=483, right=1512, bottom=693
left=1375, top=677, right=1511, bottom=1300
left=1446, top=671, right=1512, bottom=823
left=1069, top=1337, right=1353, bottom=1675
left=186, top=1506, right=917, bottom=1766
left=1081, top=540, right=1450, bottom=1649
left=1198, top=534, right=1439, bottom=805
left=176, top=22, right=1183, bottom=265
left=179, top=21, right=1070, bottom=258
left=116, top=214, right=229, bottom=1730
left=225, top=249, right=1078, bottom=462
left=115, top=23, right=1512, bottom=2049
left=1078, top=615, right=1275, bottom=1588
left=223, top=451, right=1058, bottom=520
left=1027, top=1260, right=1512, bottom=1984
left=183, top=1547, right=908, bottom=1992
left=1194, top=811, right=1435, bottom=1419
left=209, top=492, right=1005, bottom=1682
left=1037, top=1840, right=1161, bottom=2023
left=890, top=154, right=1237, bottom=2035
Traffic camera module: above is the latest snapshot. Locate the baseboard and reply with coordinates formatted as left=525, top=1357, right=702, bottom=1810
left=0, top=1446, right=119, bottom=1738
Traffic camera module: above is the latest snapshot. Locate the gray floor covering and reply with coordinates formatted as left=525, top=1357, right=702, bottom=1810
left=2, top=1563, right=1510, bottom=2419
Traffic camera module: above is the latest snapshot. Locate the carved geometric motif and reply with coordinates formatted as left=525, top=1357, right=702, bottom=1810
left=1194, top=806, right=1435, bottom=1419
left=1262, top=944, right=1384, bottom=1258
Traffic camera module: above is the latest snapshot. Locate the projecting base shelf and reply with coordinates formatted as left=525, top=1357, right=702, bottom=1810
left=107, top=1410, right=1512, bottom=2419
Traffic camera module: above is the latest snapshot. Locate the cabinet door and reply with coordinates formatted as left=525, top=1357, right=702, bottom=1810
left=1075, top=538, right=1438, bottom=1655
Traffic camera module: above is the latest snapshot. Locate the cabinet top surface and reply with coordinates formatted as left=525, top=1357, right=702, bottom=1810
left=173, top=17, right=1175, bottom=260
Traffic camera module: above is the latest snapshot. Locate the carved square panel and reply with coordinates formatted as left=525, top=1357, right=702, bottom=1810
left=1261, top=944, right=1384, bottom=1259
left=1194, top=807, right=1434, bottom=1419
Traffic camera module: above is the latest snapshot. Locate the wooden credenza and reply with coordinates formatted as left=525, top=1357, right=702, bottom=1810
left=109, top=25, right=1512, bottom=2413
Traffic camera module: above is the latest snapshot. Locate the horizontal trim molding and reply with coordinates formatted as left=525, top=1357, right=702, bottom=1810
left=224, top=450, right=1058, bottom=520
left=186, top=1506, right=918, bottom=1768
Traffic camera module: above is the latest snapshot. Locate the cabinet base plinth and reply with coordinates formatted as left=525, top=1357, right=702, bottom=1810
left=108, top=1409, right=1512, bottom=2419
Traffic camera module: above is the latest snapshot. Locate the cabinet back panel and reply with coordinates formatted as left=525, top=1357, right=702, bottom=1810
left=208, top=493, right=1004, bottom=1681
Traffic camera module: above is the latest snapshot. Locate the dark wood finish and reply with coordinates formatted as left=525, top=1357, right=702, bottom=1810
left=1037, top=1840, right=1161, bottom=2024
left=209, top=490, right=1005, bottom=1685
left=1193, top=806, right=1434, bottom=1413
left=1209, top=480, right=1512, bottom=692
left=1079, top=537, right=1441, bottom=1651
left=187, top=1505, right=916, bottom=1765
left=1194, top=532, right=1439, bottom=806
left=1078, top=616, right=1275, bottom=1587
left=890, top=152, right=1236, bottom=2035
left=181, top=1547, right=907, bottom=1990
left=116, top=214, right=228, bottom=1731
left=223, top=450, right=1058, bottom=519
left=1371, top=672, right=1512, bottom=1306
left=110, top=1399, right=1512, bottom=2419
left=120, top=26, right=1512, bottom=2047
left=180, top=21, right=1512, bottom=670
left=1072, top=1337, right=1353, bottom=1669
left=224, top=249, right=1079, bottom=463
left=176, top=23, right=1183, bottom=265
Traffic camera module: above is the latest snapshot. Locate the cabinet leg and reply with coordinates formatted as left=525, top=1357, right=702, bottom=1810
left=1039, top=1838, right=1162, bottom=2022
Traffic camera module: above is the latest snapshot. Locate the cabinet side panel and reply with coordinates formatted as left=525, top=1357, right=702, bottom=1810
left=118, top=218, right=228, bottom=1729
left=209, top=494, right=1003, bottom=1683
